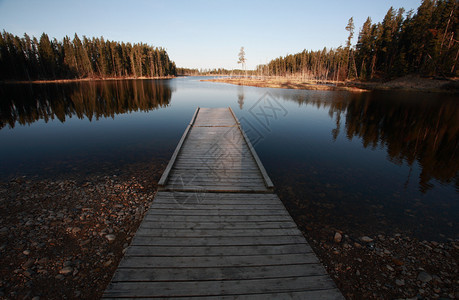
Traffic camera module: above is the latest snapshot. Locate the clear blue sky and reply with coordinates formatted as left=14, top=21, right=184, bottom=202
left=0, top=0, right=422, bottom=70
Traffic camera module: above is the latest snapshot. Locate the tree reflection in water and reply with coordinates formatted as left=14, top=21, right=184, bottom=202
left=0, top=79, right=173, bottom=129
left=277, top=90, right=458, bottom=193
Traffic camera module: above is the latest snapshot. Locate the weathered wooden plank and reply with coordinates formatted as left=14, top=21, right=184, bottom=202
left=172, top=165, right=259, bottom=170
left=146, top=209, right=288, bottom=216
left=135, top=228, right=303, bottom=238
left=165, top=176, right=264, bottom=183
left=169, top=170, right=262, bottom=176
left=138, top=221, right=297, bottom=230
left=124, top=244, right=312, bottom=256
left=131, top=235, right=308, bottom=246
left=170, top=164, right=260, bottom=169
left=165, top=177, right=266, bottom=183
left=111, top=264, right=325, bottom=282
left=143, top=215, right=294, bottom=222
left=166, top=176, right=264, bottom=182
left=176, top=151, right=253, bottom=156
left=165, top=180, right=266, bottom=186
left=174, top=175, right=263, bottom=181
left=163, top=184, right=268, bottom=191
left=163, top=183, right=267, bottom=190
left=103, top=289, right=343, bottom=300
left=151, top=198, right=281, bottom=205
left=155, top=191, right=280, bottom=200
left=162, top=187, right=270, bottom=193
left=147, top=203, right=285, bottom=210
left=118, top=253, right=319, bottom=268
left=172, top=161, right=256, bottom=166
left=152, top=196, right=282, bottom=205
left=104, top=276, right=336, bottom=298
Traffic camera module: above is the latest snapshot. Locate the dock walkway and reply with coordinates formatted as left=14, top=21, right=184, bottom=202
left=103, top=107, right=343, bottom=299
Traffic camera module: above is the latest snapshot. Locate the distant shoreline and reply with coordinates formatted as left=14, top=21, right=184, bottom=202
left=202, top=75, right=459, bottom=93
left=0, top=76, right=175, bottom=84
left=203, top=77, right=367, bottom=92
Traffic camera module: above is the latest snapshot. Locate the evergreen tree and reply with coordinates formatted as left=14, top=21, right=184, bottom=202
left=356, top=17, right=373, bottom=79
left=62, top=35, right=77, bottom=77
left=74, top=34, right=93, bottom=77
left=38, top=33, right=56, bottom=78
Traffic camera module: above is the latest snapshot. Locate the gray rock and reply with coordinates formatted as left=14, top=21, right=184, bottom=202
left=22, top=259, right=35, bottom=269
left=395, top=279, right=405, bottom=286
left=105, top=234, right=116, bottom=241
left=63, top=261, right=72, bottom=267
left=417, top=271, right=432, bottom=283
left=59, top=266, right=73, bottom=275
left=104, top=260, right=113, bottom=267
left=360, top=236, right=374, bottom=243
left=37, top=258, right=48, bottom=265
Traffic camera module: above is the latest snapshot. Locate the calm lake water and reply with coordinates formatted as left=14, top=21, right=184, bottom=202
left=1, top=77, right=458, bottom=241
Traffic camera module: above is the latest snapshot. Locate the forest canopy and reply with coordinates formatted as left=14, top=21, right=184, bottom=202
left=0, top=32, right=176, bottom=80
left=257, top=0, right=458, bottom=80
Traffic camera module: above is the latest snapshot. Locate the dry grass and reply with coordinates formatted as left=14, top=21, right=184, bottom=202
left=204, top=77, right=367, bottom=92
left=204, top=75, right=458, bottom=93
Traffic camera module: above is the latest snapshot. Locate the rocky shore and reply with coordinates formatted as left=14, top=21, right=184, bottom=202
left=0, top=162, right=457, bottom=299
left=0, top=161, right=164, bottom=299
left=300, top=223, right=458, bottom=299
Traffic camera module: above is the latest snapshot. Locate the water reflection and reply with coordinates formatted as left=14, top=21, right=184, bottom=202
left=237, top=85, right=245, bottom=110
left=275, top=90, right=459, bottom=193
left=0, top=80, right=174, bottom=129
left=342, top=93, right=458, bottom=193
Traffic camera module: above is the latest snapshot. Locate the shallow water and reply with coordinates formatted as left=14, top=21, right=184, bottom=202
left=0, top=77, right=457, bottom=240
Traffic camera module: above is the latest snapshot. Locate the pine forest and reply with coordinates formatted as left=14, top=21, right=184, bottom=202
left=0, top=32, right=176, bottom=80
left=257, top=0, right=458, bottom=80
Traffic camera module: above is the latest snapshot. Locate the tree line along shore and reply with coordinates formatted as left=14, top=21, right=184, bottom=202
left=254, top=0, right=458, bottom=82
left=1, top=0, right=457, bottom=88
left=188, top=0, right=459, bottom=92
left=0, top=32, right=176, bottom=81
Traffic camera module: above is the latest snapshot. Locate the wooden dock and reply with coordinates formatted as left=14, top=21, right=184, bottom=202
left=103, top=107, right=343, bottom=299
